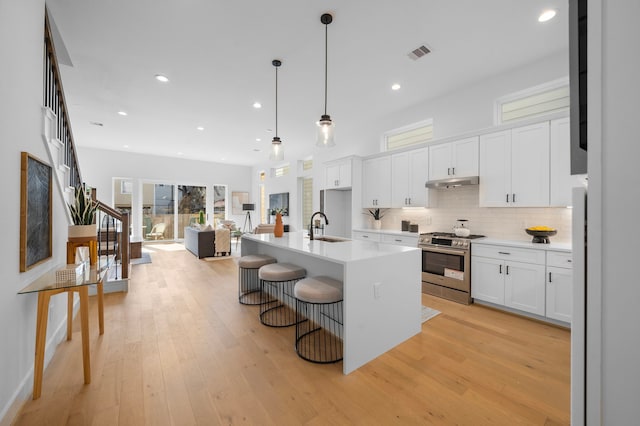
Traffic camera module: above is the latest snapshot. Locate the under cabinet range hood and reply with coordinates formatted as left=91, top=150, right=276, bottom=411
left=425, top=176, right=479, bottom=189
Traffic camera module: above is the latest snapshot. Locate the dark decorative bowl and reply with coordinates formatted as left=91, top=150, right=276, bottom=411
left=525, top=229, right=557, bottom=244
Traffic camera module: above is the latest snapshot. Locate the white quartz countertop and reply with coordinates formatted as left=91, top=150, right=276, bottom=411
left=352, top=228, right=420, bottom=237
left=243, top=231, right=418, bottom=264
left=472, top=238, right=572, bottom=253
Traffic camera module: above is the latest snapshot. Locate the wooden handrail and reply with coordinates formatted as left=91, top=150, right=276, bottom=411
left=44, top=7, right=82, bottom=188
left=96, top=201, right=130, bottom=280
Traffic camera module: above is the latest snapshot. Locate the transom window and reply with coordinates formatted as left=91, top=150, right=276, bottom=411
left=383, top=119, right=433, bottom=151
left=496, top=78, right=569, bottom=124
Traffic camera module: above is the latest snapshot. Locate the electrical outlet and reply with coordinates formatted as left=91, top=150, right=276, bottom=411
left=373, top=282, right=381, bottom=299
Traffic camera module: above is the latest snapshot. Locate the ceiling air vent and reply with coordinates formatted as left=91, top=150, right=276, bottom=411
left=408, top=45, right=432, bottom=60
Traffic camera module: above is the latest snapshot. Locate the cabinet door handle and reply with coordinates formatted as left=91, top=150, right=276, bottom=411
left=395, top=239, right=402, bottom=242
left=362, top=235, right=369, bottom=238
left=408, top=197, right=411, bottom=204
left=512, top=193, right=516, bottom=203
left=498, top=251, right=510, bottom=255
left=447, top=167, right=451, bottom=175
left=549, top=272, right=552, bottom=282
left=452, top=167, right=455, bottom=175
left=499, top=265, right=502, bottom=274
left=506, top=265, right=510, bottom=275
left=506, top=194, right=509, bottom=203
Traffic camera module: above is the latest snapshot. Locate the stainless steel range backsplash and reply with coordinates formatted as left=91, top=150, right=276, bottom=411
left=378, top=186, right=573, bottom=243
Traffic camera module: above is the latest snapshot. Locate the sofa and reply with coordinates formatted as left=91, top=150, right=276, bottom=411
left=184, top=226, right=230, bottom=258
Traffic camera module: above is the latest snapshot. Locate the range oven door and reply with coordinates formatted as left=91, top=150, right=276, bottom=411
left=421, top=245, right=469, bottom=292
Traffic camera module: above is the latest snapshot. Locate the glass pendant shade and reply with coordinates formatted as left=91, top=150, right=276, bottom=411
left=270, top=136, right=284, bottom=161
left=316, top=114, right=335, bottom=147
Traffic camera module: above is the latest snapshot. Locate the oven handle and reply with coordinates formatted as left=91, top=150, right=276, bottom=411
left=420, top=246, right=467, bottom=256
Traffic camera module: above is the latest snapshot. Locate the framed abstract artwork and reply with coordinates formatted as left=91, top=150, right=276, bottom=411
left=231, top=191, right=249, bottom=215
left=20, top=152, right=53, bottom=272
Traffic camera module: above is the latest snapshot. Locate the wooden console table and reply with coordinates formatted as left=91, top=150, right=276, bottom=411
left=18, top=258, right=111, bottom=399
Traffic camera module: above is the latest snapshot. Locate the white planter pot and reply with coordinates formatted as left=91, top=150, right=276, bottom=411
left=372, top=219, right=382, bottom=230
left=68, top=224, right=97, bottom=240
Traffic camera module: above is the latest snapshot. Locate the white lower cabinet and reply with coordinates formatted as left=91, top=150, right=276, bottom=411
left=545, top=251, right=573, bottom=323
left=472, top=243, right=569, bottom=320
left=351, top=230, right=381, bottom=242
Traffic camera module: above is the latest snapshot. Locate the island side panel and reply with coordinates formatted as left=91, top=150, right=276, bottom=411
left=342, top=249, right=421, bottom=374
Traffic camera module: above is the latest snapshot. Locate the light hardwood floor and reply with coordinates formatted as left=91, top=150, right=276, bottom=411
left=13, top=243, right=570, bottom=425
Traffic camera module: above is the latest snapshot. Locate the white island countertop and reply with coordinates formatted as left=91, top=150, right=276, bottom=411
left=241, top=231, right=421, bottom=375
left=243, top=231, right=419, bottom=263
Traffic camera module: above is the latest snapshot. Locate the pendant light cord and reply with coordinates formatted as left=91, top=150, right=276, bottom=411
left=275, top=65, right=278, bottom=137
left=324, top=22, right=328, bottom=116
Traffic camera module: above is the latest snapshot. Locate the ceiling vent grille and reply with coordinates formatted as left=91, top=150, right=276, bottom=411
left=408, top=45, right=432, bottom=60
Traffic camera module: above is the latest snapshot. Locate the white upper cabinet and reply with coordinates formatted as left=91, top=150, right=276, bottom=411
left=479, top=130, right=512, bottom=207
left=325, top=158, right=352, bottom=189
left=391, top=148, right=429, bottom=207
left=549, top=117, right=587, bottom=206
left=363, top=156, right=391, bottom=208
left=428, top=136, right=479, bottom=181
left=479, top=122, right=550, bottom=207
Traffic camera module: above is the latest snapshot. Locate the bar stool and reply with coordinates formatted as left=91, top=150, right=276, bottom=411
left=259, top=263, right=306, bottom=327
left=238, top=254, right=277, bottom=305
left=294, top=276, right=343, bottom=364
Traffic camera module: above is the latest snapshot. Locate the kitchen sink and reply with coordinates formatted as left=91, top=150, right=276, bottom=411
left=312, top=236, right=350, bottom=243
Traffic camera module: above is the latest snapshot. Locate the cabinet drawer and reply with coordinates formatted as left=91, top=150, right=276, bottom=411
left=472, top=244, right=545, bottom=265
left=381, top=233, right=419, bottom=247
left=352, top=231, right=381, bottom=242
left=547, top=251, right=573, bottom=269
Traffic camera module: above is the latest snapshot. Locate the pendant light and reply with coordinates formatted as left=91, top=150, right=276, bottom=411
left=316, top=13, right=335, bottom=147
left=270, top=59, right=284, bottom=161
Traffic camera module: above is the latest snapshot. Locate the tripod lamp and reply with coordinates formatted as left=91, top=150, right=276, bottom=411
left=242, top=204, right=255, bottom=233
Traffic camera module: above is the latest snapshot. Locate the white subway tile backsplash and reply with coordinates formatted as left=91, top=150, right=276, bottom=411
left=370, top=186, right=572, bottom=243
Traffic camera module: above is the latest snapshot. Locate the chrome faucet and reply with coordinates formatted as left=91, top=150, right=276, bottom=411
left=309, top=211, right=329, bottom=240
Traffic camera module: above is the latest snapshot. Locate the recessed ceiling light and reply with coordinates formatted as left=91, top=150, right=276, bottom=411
left=196, top=126, right=204, bottom=131
left=391, top=83, right=401, bottom=91
left=221, top=158, right=226, bottom=161
left=266, top=128, right=272, bottom=133
left=253, top=148, right=261, bottom=152
left=253, top=102, right=262, bottom=109
left=155, top=74, right=169, bottom=82
left=538, top=9, right=557, bottom=22
left=123, top=145, right=129, bottom=148
left=177, top=152, right=184, bottom=156
left=89, top=121, right=104, bottom=127
left=256, top=138, right=261, bottom=142
left=118, top=111, right=128, bottom=116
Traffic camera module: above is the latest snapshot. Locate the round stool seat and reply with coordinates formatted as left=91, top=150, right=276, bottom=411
left=238, top=254, right=276, bottom=269
left=259, top=263, right=306, bottom=282
left=294, top=276, right=343, bottom=303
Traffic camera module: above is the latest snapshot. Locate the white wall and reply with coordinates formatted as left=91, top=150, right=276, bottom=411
left=77, top=147, right=252, bottom=235
left=252, top=51, right=569, bottom=232
left=0, top=2, right=74, bottom=422
left=593, top=0, right=640, bottom=422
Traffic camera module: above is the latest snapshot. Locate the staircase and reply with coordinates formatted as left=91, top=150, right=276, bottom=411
left=42, top=8, right=130, bottom=287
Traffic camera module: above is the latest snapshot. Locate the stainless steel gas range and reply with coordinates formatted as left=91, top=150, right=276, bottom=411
left=418, top=232, right=485, bottom=304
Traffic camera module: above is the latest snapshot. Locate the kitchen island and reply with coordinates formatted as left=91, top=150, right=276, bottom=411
left=241, top=231, right=422, bottom=374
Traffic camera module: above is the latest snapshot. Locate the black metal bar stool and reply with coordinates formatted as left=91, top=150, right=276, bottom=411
left=294, top=276, right=343, bottom=364
left=237, top=254, right=277, bottom=305
left=259, top=263, right=306, bottom=327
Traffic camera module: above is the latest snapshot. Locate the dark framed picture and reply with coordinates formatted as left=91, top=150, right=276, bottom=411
left=20, top=152, right=53, bottom=272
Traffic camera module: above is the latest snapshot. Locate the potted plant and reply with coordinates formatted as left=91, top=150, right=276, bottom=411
left=68, top=185, right=98, bottom=240
left=365, top=208, right=385, bottom=230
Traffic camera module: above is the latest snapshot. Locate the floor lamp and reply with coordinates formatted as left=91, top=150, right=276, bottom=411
left=242, top=204, right=254, bottom=233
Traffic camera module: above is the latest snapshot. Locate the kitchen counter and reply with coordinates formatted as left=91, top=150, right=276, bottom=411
left=472, top=238, right=572, bottom=252
left=241, top=232, right=421, bottom=374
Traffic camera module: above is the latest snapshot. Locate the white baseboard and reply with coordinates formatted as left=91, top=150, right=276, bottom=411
left=0, top=297, right=80, bottom=425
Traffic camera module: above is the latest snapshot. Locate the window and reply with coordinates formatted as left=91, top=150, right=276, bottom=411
left=213, top=185, right=226, bottom=223
left=383, top=119, right=433, bottom=151
left=177, top=185, right=206, bottom=238
left=496, top=78, right=569, bottom=124
left=301, top=177, right=313, bottom=232
left=273, top=165, right=290, bottom=177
